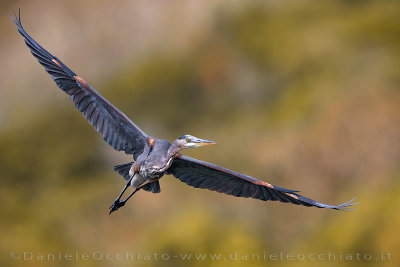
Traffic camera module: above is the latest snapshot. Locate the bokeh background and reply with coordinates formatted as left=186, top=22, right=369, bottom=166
left=1, top=0, right=399, bottom=266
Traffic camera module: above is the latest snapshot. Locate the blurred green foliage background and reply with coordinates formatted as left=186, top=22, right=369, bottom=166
left=1, top=0, right=399, bottom=266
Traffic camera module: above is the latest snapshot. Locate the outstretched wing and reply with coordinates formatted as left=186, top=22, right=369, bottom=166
left=11, top=11, right=149, bottom=159
left=168, top=155, right=356, bottom=210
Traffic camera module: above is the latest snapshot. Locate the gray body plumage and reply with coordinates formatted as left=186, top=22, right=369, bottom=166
left=130, top=139, right=173, bottom=188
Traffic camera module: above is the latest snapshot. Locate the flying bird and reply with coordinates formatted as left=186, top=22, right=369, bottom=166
left=11, top=11, right=356, bottom=214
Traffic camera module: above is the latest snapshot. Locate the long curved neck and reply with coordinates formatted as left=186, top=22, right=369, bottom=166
left=166, top=140, right=183, bottom=159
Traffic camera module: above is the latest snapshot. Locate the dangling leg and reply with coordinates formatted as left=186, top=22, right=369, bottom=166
left=123, top=187, right=141, bottom=202
left=109, top=172, right=148, bottom=214
left=109, top=187, right=142, bottom=214
left=109, top=187, right=141, bottom=214
left=109, top=176, right=133, bottom=214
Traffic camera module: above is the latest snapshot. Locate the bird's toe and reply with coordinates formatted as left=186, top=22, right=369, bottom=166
left=108, top=200, right=125, bottom=214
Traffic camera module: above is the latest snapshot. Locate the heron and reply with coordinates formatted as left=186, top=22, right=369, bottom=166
left=11, top=11, right=356, bottom=214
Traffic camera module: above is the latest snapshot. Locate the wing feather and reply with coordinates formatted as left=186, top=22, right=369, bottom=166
left=168, top=155, right=357, bottom=210
left=11, top=11, right=148, bottom=159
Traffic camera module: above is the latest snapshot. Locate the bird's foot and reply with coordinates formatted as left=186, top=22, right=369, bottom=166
left=108, top=199, right=126, bottom=214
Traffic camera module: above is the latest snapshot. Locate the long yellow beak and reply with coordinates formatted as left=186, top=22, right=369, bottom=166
left=196, top=141, right=216, bottom=146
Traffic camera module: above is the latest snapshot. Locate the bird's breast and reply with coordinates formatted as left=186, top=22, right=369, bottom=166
left=138, top=162, right=165, bottom=179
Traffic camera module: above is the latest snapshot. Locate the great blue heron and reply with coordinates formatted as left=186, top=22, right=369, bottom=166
left=11, top=11, right=356, bottom=214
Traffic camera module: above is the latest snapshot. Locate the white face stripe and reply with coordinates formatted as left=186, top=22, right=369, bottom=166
left=185, top=142, right=201, bottom=148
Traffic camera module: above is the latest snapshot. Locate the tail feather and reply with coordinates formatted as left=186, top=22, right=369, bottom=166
left=141, top=181, right=161, bottom=193
left=113, top=162, right=133, bottom=181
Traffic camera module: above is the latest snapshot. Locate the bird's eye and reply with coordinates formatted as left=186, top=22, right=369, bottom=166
left=186, top=138, right=191, bottom=142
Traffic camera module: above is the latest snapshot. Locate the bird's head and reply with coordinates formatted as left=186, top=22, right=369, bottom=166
left=177, top=135, right=216, bottom=149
